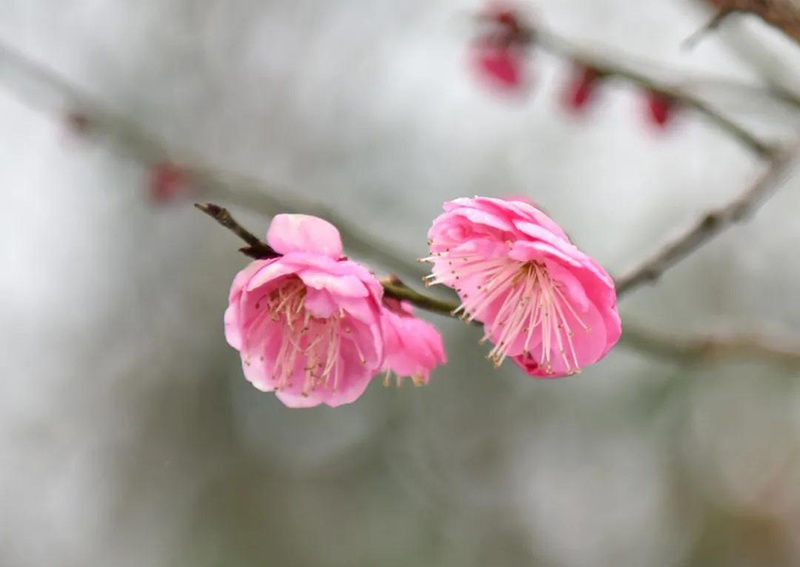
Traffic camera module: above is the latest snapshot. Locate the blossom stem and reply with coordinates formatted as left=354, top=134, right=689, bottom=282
left=380, top=275, right=460, bottom=316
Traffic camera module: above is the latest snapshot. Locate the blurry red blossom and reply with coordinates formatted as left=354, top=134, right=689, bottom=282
left=645, top=90, right=674, bottom=128
left=562, top=64, right=602, bottom=113
left=471, top=42, right=528, bottom=91
left=148, top=162, right=188, bottom=204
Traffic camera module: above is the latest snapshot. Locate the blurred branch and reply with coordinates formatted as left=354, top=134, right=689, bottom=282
left=697, top=15, right=800, bottom=123
left=683, top=7, right=739, bottom=49
left=615, top=146, right=798, bottom=296
left=700, top=0, right=800, bottom=45
left=0, top=38, right=166, bottom=163
left=679, top=75, right=800, bottom=109
left=0, top=37, right=425, bottom=280
left=622, top=322, right=800, bottom=368
left=536, top=29, right=778, bottom=158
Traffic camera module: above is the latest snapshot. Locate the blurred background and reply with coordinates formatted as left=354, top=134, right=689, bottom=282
left=3, top=0, right=800, bottom=565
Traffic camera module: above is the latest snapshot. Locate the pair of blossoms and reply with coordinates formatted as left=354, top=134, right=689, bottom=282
left=225, top=197, right=621, bottom=408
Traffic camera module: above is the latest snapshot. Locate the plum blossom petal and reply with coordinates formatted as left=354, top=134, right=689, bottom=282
left=267, top=213, right=343, bottom=259
left=226, top=216, right=384, bottom=407
left=425, top=196, right=621, bottom=377
left=380, top=299, right=447, bottom=386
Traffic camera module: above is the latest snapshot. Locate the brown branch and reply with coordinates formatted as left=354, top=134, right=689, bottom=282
left=622, top=322, right=800, bottom=368
left=196, top=203, right=800, bottom=369
left=683, top=9, right=740, bottom=49
left=702, top=0, right=800, bottom=45
left=615, top=146, right=798, bottom=296
left=380, top=275, right=460, bottom=316
left=194, top=203, right=279, bottom=259
left=7, top=35, right=800, bottom=368
left=536, top=29, right=777, bottom=158
left=187, top=167, right=425, bottom=278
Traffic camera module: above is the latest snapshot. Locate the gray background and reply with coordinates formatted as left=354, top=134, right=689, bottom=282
left=2, top=0, right=800, bottom=565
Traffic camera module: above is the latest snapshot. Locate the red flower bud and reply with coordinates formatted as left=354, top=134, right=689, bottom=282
left=470, top=1, right=534, bottom=94
left=563, top=65, right=601, bottom=113
left=471, top=40, right=527, bottom=92
left=645, top=90, right=674, bottom=128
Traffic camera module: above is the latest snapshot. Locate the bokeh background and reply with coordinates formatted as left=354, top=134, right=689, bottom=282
left=3, top=0, right=800, bottom=565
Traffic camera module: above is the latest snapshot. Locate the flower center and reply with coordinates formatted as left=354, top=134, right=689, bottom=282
left=425, top=251, right=589, bottom=375
left=251, top=278, right=360, bottom=396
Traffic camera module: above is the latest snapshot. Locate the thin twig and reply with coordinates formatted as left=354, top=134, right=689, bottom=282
left=678, top=75, right=800, bottom=110
left=380, top=276, right=459, bottom=316
left=188, top=167, right=425, bottom=278
left=682, top=9, right=739, bottom=50
left=615, top=146, right=798, bottom=296
left=194, top=203, right=279, bottom=259
left=536, top=29, right=777, bottom=158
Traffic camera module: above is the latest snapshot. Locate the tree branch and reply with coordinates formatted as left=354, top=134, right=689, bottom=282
left=197, top=203, right=800, bottom=369
left=380, top=275, right=459, bottom=316
left=536, top=29, right=777, bottom=158
left=683, top=8, right=740, bottom=49
left=0, top=37, right=425, bottom=280
left=194, top=203, right=459, bottom=316
left=194, top=203, right=279, bottom=259
left=621, top=322, right=800, bottom=368
left=701, top=0, right=800, bottom=45
left=6, top=36, right=800, bottom=369
left=615, top=146, right=798, bottom=296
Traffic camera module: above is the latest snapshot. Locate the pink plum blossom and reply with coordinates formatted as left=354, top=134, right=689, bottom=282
left=425, top=197, right=621, bottom=377
left=380, top=298, right=447, bottom=386
left=225, top=214, right=385, bottom=407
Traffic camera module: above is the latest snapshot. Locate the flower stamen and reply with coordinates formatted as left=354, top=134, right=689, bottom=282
left=431, top=252, right=588, bottom=375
